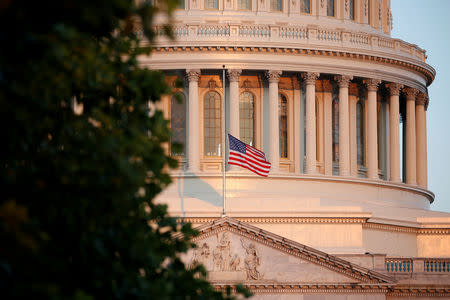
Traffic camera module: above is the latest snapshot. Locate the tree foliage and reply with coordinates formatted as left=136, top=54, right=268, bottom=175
left=0, top=1, right=250, bottom=299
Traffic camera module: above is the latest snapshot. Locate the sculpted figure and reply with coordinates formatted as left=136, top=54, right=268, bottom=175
left=189, top=242, right=210, bottom=270
left=240, top=238, right=262, bottom=280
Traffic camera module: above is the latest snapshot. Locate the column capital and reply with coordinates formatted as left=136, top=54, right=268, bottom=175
left=266, top=70, right=282, bottom=83
left=403, top=87, right=419, bottom=101
left=227, top=69, right=242, bottom=82
left=416, top=92, right=428, bottom=106
left=302, top=72, right=320, bottom=85
left=386, top=82, right=404, bottom=96
left=334, top=75, right=353, bottom=88
left=186, top=69, right=201, bottom=82
left=363, top=78, right=381, bottom=92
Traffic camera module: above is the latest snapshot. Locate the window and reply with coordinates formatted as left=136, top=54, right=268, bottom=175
left=356, top=100, right=365, bottom=166
left=239, top=92, right=255, bottom=146
left=301, top=0, right=310, bottom=14
left=270, top=0, right=282, bottom=11
left=349, top=0, right=354, bottom=20
left=170, top=93, right=186, bottom=156
left=327, top=0, right=335, bottom=17
left=279, top=94, right=288, bottom=158
left=205, top=0, right=218, bottom=9
left=238, top=0, right=251, bottom=10
left=204, top=91, right=222, bottom=156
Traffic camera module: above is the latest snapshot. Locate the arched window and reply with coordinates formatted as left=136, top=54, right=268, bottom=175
left=238, top=0, right=251, bottom=10
left=279, top=94, right=288, bottom=158
left=332, top=97, right=339, bottom=162
left=349, top=0, right=354, bottom=20
left=170, top=93, right=186, bottom=156
left=205, top=0, right=218, bottom=9
left=356, top=99, right=365, bottom=166
left=239, top=92, right=255, bottom=146
left=301, top=0, right=310, bottom=13
left=270, top=0, right=282, bottom=11
left=327, top=0, right=335, bottom=17
left=204, top=91, right=222, bottom=156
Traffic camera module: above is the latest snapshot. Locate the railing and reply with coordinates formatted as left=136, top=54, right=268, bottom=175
left=386, top=258, right=450, bottom=273
left=425, top=259, right=450, bottom=272
left=239, top=25, right=270, bottom=38
left=144, top=23, right=428, bottom=64
left=386, top=258, right=413, bottom=273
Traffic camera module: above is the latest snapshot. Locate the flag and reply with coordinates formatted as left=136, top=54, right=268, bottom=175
left=228, top=134, right=271, bottom=177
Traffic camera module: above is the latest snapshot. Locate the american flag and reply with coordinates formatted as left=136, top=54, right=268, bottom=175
left=228, top=134, right=271, bottom=177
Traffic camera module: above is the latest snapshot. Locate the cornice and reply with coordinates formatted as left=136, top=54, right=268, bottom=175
left=146, top=45, right=434, bottom=89
left=213, top=283, right=391, bottom=293
left=180, top=217, right=450, bottom=235
left=212, top=283, right=450, bottom=296
left=387, top=286, right=450, bottom=297
left=183, top=216, right=369, bottom=224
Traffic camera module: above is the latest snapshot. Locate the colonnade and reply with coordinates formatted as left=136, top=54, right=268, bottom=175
left=184, top=69, right=429, bottom=188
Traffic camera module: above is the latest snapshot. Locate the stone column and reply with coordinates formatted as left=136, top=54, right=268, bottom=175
left=267, top=70, right=282, bottom=173
left=303, top=72, right=320, bottom=174
left=227, top=69, right=242, bottom=139
left=317, top=86, right=324, bottom=174
left=323, top=80, right=333, bottom=176
left=186, top=69, right=201, bottom=172
left=386, top=82, right=403, bottom=183
left=335, top=75, right=353, bottom=176
left=404, top=87, right=419, bottom=185
left=416, top=93, right=428, bottom=188
left=364, top=78, right=381, bottom=179
left=349, top=83, right=359, bottom=177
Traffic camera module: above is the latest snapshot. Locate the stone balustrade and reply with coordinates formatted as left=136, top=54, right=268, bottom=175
left=386, top=258, right=450, bottom=274
left=140, top=23, right=428, bottom=65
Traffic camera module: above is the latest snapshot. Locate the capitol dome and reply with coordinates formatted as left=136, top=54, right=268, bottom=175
left=142, top=0, right=450, bottom=298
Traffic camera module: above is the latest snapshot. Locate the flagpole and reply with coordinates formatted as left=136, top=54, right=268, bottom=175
left=222, top=65, right=226, bottom=217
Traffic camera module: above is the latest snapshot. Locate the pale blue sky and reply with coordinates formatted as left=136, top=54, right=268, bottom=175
left=391, top=0, right=450, bottom=212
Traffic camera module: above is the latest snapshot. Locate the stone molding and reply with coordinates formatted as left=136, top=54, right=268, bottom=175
left=265, top=70, right=282, bottom=83
left=213, top=283, right=391, bottom=294
left=364, top=78, right=381, bottom=92
left=186, top=69, right=201, bottom=82
left=148, top=46, right=433, bottom=91
left=302, top=72, right=320, bottom=85
left=183, top=217, right=368, bottom=224
left=227, top=69, right=242, bottom=82
left=180, top=217, right=450, bottom=235
left=386, top=82, right=403, bottom=96
left=334, top=75, right=353, bottom=88
left=403, top=87, right=419, bottom=101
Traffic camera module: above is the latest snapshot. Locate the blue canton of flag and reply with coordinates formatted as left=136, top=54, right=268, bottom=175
left=228, top=134, right=271, bottom=177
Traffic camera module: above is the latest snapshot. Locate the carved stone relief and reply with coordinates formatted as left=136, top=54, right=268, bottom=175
left=188, top=232, right=263, bottom=280
left=241, top=238, right=262, bottom=280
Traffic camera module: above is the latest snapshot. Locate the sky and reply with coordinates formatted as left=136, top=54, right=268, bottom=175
left=390, top=0, right=450, bottom=212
